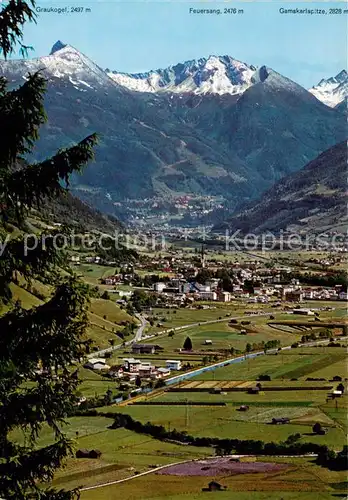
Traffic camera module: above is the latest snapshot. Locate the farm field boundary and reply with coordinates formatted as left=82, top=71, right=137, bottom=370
left=168, top=385, right=333, bottom=392
left=131, top=401, right=227, bottom=406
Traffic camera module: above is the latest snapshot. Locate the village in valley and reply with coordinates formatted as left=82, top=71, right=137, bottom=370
left=27, top=232, right=341, bottom=499
left=3, top=211, right=348, bottom=499
left=1, top=0, right=347, bottom=498
left=75, top=244, right=347, bottom=393
left=3, top=205, right=348, bottom=500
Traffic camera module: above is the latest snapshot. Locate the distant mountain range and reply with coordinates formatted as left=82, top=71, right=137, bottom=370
left=0, top=42, right=346, bottom=221
left=309, top=70, right=348, bottom=108
left=214, top=142, right=347, bottom=235
left=109, top=54, right=347, bottom=109
left=108, top=55, right=257, bottom=96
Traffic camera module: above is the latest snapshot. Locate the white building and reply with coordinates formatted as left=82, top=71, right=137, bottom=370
left=104, top=276, right=120, bottom=285
left=292, top=308, right=315, bottom=316
left=153, top=282, right=166, bottom=293
left=84, top=358, right=110, bottom=371
left=138, top=362, right=156, bottom=377
left=156, top=367, right=171, bottom=378
left=257, top=296, right=269, bottom=303
left=199, top=291, right=217, bottom=301
left=195, top=283, right=211, bottom=293
left=219, top=291, right=231, bottom=302
left=118, top=290, right=132, bottom=298
left=123, top=358, right=141, bottom=373
left=166, top=360, right=182, bottom=370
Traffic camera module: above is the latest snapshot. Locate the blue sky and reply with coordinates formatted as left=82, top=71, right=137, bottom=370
left=17, top=1, right=348, bottom=87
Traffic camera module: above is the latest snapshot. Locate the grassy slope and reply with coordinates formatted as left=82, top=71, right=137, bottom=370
left=1, top=283, right=134, bottom=351
left=51, top=427, right=211, bottom=491
left=81, top=456, right=347, bottom=500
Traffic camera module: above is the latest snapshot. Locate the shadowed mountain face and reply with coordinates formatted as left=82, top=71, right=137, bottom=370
left=0, top=44, right=346, bottom=218
left=42, top=191, right=123, bottom=233
left=214, top=142, right=347, bottom=235
left=169, top=67, right=346, bottom=191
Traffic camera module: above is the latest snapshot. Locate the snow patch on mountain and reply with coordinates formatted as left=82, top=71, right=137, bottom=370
left=108, top=55, right=257, bottom=95
left=309, top=70, right=348, bottom=107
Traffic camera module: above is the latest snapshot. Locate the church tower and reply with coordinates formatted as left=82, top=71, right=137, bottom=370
left=201, top=244, right=206, bottom=268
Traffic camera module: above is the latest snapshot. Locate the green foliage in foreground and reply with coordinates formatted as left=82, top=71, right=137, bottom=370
left=0, top=1, right=98, bottom=498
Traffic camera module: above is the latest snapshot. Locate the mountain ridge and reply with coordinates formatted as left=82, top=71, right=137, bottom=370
left=309, top=70, right=348, bottom=107
left=108, top=55, right=258, bottom=96
left=108, top=52, right=347, bottom=109
left=213, top=142, right=347, bottom=235
left=0, top=42, right=346, bottom=221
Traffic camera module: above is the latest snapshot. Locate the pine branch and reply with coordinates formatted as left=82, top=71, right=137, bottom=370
left=2, top=134, right=98, bottom=220
left=0, top=232, right=64, bottom=303
left=0, top=2, right=99, bottom=496
left=0, top=279, right=90, bottom=372
left=0, top=0, right=36, bottom=59
left=0, top=438, right=76, bottom=498
left=0, top=375, right=79, bottom=438
left=0, top=72, right=47, bottom=168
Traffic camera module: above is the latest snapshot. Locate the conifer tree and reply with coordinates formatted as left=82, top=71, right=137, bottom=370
left=0, top=1, right=98, bottom=498
left=183, top=336, right=192, bottom=350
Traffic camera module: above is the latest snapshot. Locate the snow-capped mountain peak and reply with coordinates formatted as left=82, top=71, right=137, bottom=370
left=41, top=42, right=112, bottom=86
left=0, top=41, right=117, bottom=91
left=107, top=55, right=258, bottom=95
left=309, top=70, right=348, bottom=108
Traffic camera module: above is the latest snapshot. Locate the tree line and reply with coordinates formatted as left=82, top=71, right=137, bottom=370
left=104, top=412, right=346, bottom=468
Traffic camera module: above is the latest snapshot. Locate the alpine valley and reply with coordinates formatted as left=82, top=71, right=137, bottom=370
left=1, top=41, right=346, bottom=230
left=214, top=141, right=348, bottom=236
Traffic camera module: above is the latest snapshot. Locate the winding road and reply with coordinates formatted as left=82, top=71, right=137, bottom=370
left=87, top=311, right=272, bottom=359
left=87, top=313, right=148, bottom=358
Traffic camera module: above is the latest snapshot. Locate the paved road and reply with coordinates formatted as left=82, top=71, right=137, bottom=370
left=87, top=314, right=147, bottom=359
left=80, top=453, right=318, bottom=492
left=139, top=311, right=273, bottom=344
left=87, top=311, right=271, bottom=359
left=134, top=314, right=148, bottom=342
left=88, top=309, right=344, bottom=362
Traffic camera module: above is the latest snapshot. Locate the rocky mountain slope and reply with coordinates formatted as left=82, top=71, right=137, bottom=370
left=42, top=191, right=123, bottom=233
left=1, top=43, right=252, bottom=206
left=108, top=55, right=257, bottom=95
left=0, top=42, right=346, bottom=219
left=109, top=57, right=348, bottom=109
left=214, top=142, right=347, bottom=235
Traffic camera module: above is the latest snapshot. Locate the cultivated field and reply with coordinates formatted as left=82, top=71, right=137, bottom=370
left=110, top=345, right=347, bottom=450
left=80, top=455, right=348, bottom=499
left=188, top=349, right=347, bottom=381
